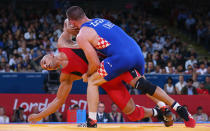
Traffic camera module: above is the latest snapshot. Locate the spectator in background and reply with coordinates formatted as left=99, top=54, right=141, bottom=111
left=152, top=51, right=159, bottom=67
left=185, top=65, right=194, bottom=74
left=169, top=44, right=179, bottom=54
left=165, top=61, right=175, bottom=74
left=108, top=103, right=124, bottom=122
left=185, top=55, right=197, bottom=70
left=202, top=57, right=209, bottom=68
left=155, top=65, right=161, bottom=74
left=175, top=75, right=187, bottom=95
left=11, top=107, right=27, bottom=122
left=0, top=49, right=8, bottom=62
left=97, top=102, right=110, bottom=123
left=2, top=64, right=13, bottom=72
left=192, top=73, right=200, bottom=88
left=0, top=106, right=9, bottom=123
left=71, top=104, right=79, bottom=110
left=0, top=2, right=208, bottom=76
left=176, top=65, right=185, bottom=74
left=185, top=14, right=196, bottom=31
left=161, top=48, right=169, bottom=61
left=145, top=61, right=155, bottom=74
left=197, top=62, right=207, bottom=75
left=30, top=106, right=46, bottom=122
left=193, top=106, right=208, bottom=122
left=206, top=66, right=210, bottom=74
left=0, top=57, right=7, bottom=70
left=47, top=111, right=62, bottom=122
left=32, top=49, right=44, bottom=72
left=177, top=10, right=188, bottom=30
left=187, top=48, right=197, bottom=59
left=181, top=78, right=197, bottom=95
left=197, top=82, right=209, bottom=95
left=9, top=55, right=16, bottom=66
left=204, top=76, right=210, bottom=93
left=161, top=68, right=167, bottom=74
left=0, top=3, right=207, bottom=74
left=164, top=77, right=176, bottom=94
left=142, top=46, right=148, bottom=59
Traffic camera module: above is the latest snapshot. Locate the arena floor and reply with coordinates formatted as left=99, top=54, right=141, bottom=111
left=0, top=123, right=210, bottom=131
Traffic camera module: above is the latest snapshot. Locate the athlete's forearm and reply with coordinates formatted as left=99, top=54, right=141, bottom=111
left=63, top=31, right=73, bottom=41
left=76, top=32, right=100, bottom=76
left=87, top=64, right=99, bottom=76
left=36, top=81, right=73, bottom=119
left=86, top=49, right=100, bottom=76
left=83, top=47, right=100, bottom=76
left=36, top=97, right=65, bottom=119
left=58, top=32, right=73, bottom=44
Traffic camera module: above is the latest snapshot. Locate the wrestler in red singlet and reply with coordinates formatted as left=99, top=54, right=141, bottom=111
left=59, top=47, right=140, bottom=114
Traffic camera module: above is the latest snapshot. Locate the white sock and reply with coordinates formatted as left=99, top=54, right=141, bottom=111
left=172, top=102, right=181, bottom=111
left=157, top=101, right=166, bottom=108
left=153, top=108, right=158, bottom=117
left=89, top=112, right=97, bottom=121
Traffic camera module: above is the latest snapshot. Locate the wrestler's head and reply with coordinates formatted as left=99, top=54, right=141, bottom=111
left=66, top=6, right=86, bottom=28
left=40, top=54, right=60, bottom=70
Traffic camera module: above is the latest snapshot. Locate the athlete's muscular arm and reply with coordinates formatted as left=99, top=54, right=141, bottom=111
left=28, top=73, right=81, bottom=123
left=58, top=32, right=73, bottom=45
left=57, top=32, right=79, bottom=49
left=57, top=19, right=79, bottom=48
left=63, top=18, right=79, bottom=36
left=76, top=28, right=100, bottom=78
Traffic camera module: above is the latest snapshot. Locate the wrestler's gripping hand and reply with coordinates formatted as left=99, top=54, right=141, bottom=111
left=64, top=19, right=79, bottom=36
left=40, top=55, right=52, bottom=70
left=82, top=73, right=88, bottom=82
left=28, top=114, right=42, bottom=123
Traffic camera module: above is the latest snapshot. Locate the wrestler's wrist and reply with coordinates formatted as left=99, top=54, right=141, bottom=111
left=36, top=113, right=45, bottom=120
left=86, top=72, right=92, bottom=77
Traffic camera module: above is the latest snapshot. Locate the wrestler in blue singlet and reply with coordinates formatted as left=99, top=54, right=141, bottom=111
left=81, top=18, right=145, bottom=81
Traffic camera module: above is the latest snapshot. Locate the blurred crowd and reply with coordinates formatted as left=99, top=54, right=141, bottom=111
left=0, top=2, right=209, bottom=75
left=169, top=1, right=210, bottom=50
left=164, top=75, right=210, bottom=95
left=0, top=6, right=64, bottom=72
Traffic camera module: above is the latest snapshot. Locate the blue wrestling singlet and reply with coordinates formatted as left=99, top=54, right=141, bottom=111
left=81, top=18, right=145, bottom=81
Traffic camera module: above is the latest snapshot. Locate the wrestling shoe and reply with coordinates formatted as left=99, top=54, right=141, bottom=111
left=78, top=118, right=97, bottom=128
left=176, top=106, right=196, bottom=128
left=155, top=107, right=174, bottom=127
left=160, top=107, right=174, bottom=127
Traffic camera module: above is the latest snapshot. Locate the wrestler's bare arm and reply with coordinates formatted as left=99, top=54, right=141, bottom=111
left=57, top=19, right=80, bottom=48
left=57, top=31, right=79, bottom=49
left=28, top=73, right=81, bottom=122
left=76, top=27, right=100, bottom=76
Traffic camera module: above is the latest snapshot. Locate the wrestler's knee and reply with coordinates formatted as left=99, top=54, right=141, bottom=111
left=135, top=77, right=157, bottom=96
left=127, top=105, right=145, bottom=122
left=122, top=98, right=136, bottom=115
left=129, top=76, right=141, bottom=87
